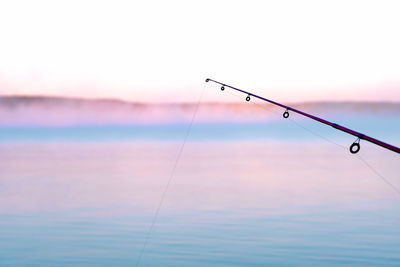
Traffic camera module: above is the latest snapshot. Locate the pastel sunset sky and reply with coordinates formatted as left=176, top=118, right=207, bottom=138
left=0, top=0, right=399, bottom=103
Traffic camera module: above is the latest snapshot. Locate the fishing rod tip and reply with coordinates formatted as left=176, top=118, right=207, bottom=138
left=205, top=78, right=210, bottom=82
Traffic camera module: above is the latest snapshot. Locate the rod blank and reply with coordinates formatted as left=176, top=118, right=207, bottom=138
left=206, top=78, right=400, bottom=154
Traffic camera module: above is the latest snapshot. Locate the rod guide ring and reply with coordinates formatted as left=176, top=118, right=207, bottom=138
left=350, top=143, right=360, bottom=154
left=283, top=109, right=289, bottom=118
left=350, top=138, right=361, bottom=154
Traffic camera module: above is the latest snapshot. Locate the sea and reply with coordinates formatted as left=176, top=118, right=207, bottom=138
left=0, top=99, right=399, bottom=266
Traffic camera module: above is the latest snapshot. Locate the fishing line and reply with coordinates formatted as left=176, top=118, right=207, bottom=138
left=215, top=82, right=400, bottom=196
left=222, top=86, right=348, bottom=150
left=135, top=82, right=207, bottom=266
left=356, top=154, right=400, bottom=196
left=220, top=83, right=345, bottom=147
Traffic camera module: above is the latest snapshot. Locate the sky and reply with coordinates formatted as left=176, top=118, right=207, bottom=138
left=0, top=0, right=399, bottom=103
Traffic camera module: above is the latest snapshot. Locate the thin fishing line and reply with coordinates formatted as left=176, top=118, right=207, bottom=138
left=356, top=154, right=400, bottom=196
left=222, top=85, right=400, bottom=196
left=287, top=110, right=400, bottom=196
left=135, top=82, right=207, bottom=267
left=223, top=87, right=347, bottom=150
left=287, top=117, right=348, bottom=150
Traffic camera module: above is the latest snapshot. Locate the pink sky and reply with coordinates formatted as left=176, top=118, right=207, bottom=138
left=1, top=78, right=399, bottom=103
left=1, top=1, right=400, bottom=102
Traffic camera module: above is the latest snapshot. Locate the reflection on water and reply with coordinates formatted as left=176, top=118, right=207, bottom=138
left=0, top=142, right=399, bottom=266
left=1, top=114, right=399, bottom=144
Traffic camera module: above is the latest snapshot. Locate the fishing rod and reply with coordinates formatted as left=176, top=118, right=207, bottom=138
left=205, top=78, right=400, bottom=154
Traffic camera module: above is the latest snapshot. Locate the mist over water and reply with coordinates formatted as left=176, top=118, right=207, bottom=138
left=0, top=96, right=399, bottom=266
left=1, top=96, right=399, bottom=145
left=1, top=96, right=399, bottom=126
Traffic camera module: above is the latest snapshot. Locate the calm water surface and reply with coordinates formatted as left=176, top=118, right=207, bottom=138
left=0, top=138, right=399, bottom=266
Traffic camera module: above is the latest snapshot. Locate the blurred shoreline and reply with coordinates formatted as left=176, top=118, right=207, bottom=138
left=1, top=95, right=399, bottom=126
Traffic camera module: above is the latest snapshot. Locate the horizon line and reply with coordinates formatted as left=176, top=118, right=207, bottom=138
left=1, top=94, right=400, bottom=105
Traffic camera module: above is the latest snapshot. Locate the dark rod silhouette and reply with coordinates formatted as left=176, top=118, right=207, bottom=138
left=206, top=78, right=400, bottom=154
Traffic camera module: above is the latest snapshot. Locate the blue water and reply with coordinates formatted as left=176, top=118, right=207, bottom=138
left=0, top=114, right=399, bottom=266
left=1, top=206, right=400, bottom=266
left=1, top=115, right=399, bottom=144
